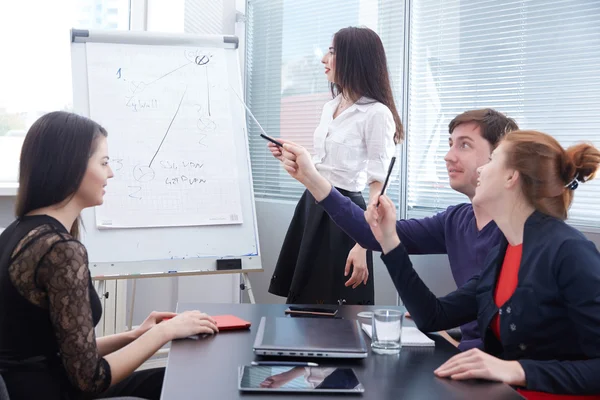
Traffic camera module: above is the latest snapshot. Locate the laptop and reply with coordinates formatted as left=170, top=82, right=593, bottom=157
left=253, top=316, right=368, bottom=359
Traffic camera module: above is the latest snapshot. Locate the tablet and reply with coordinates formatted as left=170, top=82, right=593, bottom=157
left=238, top=365, right=364, bottom=394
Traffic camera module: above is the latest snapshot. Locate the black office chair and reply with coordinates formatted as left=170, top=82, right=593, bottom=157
left=0, top=374, right=9, bottom=400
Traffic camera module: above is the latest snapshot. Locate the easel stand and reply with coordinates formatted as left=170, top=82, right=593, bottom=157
left=240, top=272, right=256, bottom=304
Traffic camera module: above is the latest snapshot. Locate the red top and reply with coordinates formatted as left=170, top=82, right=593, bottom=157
left=492, top=244, right=522, bottom=339
left=493, top=244, right=599, bottom=399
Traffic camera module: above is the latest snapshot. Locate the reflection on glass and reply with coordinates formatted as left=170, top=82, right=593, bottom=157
left=241, top=366, right=361, bottom=391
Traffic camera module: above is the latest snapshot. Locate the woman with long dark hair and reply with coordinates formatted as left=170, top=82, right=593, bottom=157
left=0, top=111, right=218, bottom=400
left=267, top=26, right=403, bottom=305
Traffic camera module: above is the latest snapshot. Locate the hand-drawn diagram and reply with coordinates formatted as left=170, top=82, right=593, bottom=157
left=85, top=43, right=242, bottom=228
left=113, top=51, right=220, bottom=199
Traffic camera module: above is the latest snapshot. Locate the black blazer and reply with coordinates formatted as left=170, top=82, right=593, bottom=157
left=382, top=211, right=600, bottom=395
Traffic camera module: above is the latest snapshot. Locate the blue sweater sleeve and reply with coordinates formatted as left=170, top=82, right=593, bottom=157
left=396, top=212, right=448, bottom=254
left=518, top=239, right=600, bottom=394
left=318, top=187, right=449, bottom=254
left=380, top=243, right=479, bottom=332
left=318, top=187, right=382, bottom=251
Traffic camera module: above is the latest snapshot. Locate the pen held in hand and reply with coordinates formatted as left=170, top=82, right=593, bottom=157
left=377, top=156, right=396, bottom=206
left=260, top=133, right=284, bottom=148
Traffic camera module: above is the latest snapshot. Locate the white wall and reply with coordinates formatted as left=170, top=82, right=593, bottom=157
left=0, top=198, right=14, bottom=228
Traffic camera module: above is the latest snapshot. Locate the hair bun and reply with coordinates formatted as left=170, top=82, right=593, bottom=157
left=564, top=143, right=600, bottom=187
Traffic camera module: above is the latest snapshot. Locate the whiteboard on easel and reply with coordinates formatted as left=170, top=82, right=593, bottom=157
left=70, top=29, right=261, bottom=278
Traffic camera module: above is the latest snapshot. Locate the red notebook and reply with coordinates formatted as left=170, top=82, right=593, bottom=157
left=213, top=315, right=251, bottom=331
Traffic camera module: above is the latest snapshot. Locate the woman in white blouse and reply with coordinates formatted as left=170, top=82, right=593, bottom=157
left=267, top=26, right=403, bottom=305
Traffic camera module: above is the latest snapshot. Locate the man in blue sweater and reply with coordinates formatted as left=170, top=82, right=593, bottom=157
left=274, top=108, right=519, bottom=351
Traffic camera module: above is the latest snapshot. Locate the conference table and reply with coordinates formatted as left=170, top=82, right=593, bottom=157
left=161, top=303, right=524, bottom=399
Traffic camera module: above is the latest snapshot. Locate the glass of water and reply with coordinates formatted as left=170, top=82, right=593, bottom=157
left=371, top=309, right=402, bottom=354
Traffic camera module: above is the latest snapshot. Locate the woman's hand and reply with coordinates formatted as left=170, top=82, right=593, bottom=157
left=364, top=194, right=401, bottom=254
left=279, top=142, right=319, bottom=185
left=267, top=141, right=285, bottom=162
left=434, top=348, right=526, bottom=386
left=344, top=244, right=369, bottom=288
left=134, top=311, right=177, bottom=338
left=159, top=310, right=219, bottom=341
left=279, top=142, right=332, bottom=201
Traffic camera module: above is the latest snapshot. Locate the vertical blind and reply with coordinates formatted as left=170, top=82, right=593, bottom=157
left=246, top=0, right=405, bottom=203
left=406, top=0, right=600, bottom=227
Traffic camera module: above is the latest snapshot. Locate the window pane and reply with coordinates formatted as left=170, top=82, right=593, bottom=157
left=147, top=0, right=225, bottom=35
left=0, top=0, right=130, bottom=184
left=147, top=0, right=184, bottom=32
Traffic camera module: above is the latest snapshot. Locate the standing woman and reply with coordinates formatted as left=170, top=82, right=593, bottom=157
left=268, top=26, right=403, bottom=305
left=0, top=111, right=218, bottom=400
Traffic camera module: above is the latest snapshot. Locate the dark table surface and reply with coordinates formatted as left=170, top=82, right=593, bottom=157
left=161, top=303, right=523, bottom=400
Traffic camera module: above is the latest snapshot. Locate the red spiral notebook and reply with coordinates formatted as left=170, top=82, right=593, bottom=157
left=212, top=315, right=251, bottom=331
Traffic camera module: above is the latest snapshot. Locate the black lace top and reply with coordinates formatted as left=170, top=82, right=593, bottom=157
left=0, top=215, right=111, bottom=399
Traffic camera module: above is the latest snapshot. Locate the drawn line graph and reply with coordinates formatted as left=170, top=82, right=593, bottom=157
left=149, top=86, right=188, bottom=168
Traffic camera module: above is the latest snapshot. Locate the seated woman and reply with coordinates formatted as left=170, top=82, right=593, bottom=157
left=279, top=130, right=600, bottom=397
left=0, top=111, right=219, bottom=400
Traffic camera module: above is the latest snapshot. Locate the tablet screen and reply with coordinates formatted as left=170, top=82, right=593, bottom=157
left=238, top=366, right=364, bottom=393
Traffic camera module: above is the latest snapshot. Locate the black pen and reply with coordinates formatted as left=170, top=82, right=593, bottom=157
left=260, top=133, right=284, bottom=148
left=378, top=156, right=396, bottom=205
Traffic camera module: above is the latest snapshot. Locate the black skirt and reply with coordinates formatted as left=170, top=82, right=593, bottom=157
left=268, top=188, right=374, bottom=305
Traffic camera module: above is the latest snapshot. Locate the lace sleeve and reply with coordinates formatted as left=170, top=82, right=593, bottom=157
left=37, top=239, right=112, bottom=394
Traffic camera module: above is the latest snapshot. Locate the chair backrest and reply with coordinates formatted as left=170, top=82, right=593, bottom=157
left=0, top=374, right=10, bottom=400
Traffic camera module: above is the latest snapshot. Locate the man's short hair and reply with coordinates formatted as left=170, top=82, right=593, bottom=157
left=449, top=109, right=519, bottom=148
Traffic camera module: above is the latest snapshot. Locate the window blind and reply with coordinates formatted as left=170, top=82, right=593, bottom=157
left=246, top=0, right=405, bottom=203
left=406, top=0, right=600, bottom=227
